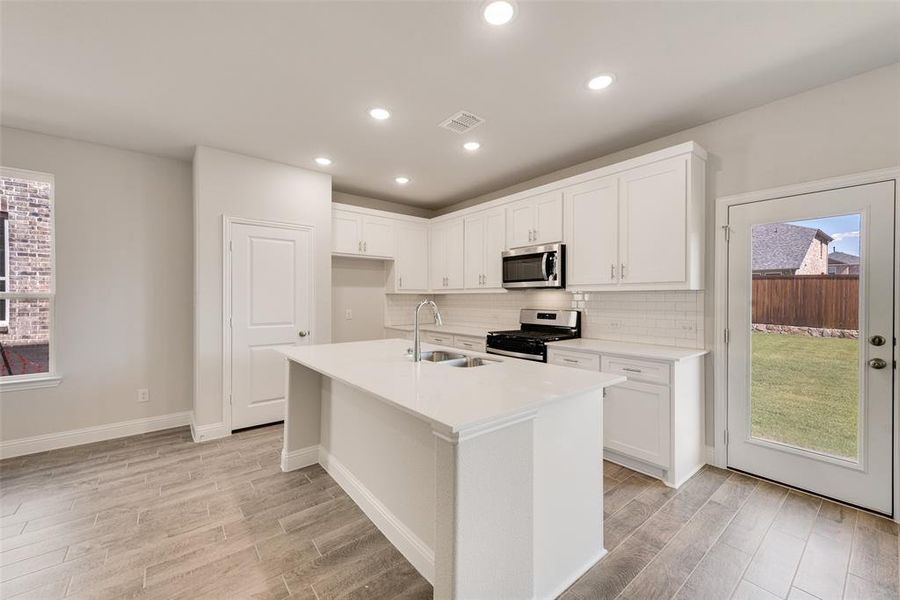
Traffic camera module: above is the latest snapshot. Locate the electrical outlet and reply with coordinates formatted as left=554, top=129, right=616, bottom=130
left=605, top=319, right=623, bottom=330
left=345, top=309, right=353, bottom=320
left=137, top=388, right=150, bottom=403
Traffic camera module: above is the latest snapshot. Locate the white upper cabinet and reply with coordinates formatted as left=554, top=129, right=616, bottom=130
left=431, top=218, right=465, bottom=290
left=619, top=157, right=688, bottom=285
left=394, top=222, right=429, bottom=291
left=464, top=208, right=505, bottom=289
left=506, top=191, right=563, bottom=248
left=562, top=149, right=704, bottom=290
left=564, top=176, right=619, bottom=286
left=332, top=208, right=395, bottom=258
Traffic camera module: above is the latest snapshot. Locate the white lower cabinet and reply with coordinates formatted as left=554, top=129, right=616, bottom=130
left=453, top=335, right=486, bottom=353
left=604, top=379, right=671, bottom=468
left=547, top=346, right=705, bottom=488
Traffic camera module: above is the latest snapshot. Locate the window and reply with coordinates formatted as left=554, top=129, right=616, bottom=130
left=0, top=167, right=57, bottom=389
left=0, top=211, right=7, bottom=329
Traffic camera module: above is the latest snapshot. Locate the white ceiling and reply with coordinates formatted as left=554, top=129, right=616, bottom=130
left=2, top=2, right=898, bottom=208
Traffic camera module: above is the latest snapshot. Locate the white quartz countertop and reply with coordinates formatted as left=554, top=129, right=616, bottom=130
left=280, top=339, right=624, bottom=437
left=385, top=323, right=494, bottom=338
left=546, top=338, right=708, bottom=362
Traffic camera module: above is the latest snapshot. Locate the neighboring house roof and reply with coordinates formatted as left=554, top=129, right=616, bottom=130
left=828, top=251, right=859, bottom=265
left=751, top=223, right=833, bottom=271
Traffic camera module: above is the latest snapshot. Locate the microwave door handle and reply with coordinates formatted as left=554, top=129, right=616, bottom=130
left=541, top=253, right=549, bottom=280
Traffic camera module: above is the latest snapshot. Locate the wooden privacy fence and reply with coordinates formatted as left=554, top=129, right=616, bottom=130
left=752, top=275, right=859, bottom=329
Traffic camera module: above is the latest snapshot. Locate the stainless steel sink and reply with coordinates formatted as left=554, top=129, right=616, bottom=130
left=411, top=350, right=466, bottom=363
left=441, top=356, right=501, bottom=368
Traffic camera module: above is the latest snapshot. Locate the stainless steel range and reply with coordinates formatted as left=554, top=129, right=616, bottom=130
left=486, top=309, right=581, bottom=362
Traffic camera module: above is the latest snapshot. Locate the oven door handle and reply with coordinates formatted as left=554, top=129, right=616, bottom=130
left=486, top=347, right=546, bottom=362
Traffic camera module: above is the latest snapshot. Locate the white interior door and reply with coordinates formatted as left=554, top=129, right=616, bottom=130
left=726, top=181, right=895, bottom=514
left=231, top=221, right=312, bottom=430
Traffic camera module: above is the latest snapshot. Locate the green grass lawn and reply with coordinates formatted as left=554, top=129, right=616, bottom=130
left=751, top=332, right=859, bottom=460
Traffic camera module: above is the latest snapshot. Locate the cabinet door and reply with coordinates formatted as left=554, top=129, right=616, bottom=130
left=332, top=209, right=362, bottom=255
left=564, top=177, right=619, bottom=285
left=482, top=208, right=506, bottom=288
left=619, top=157, right=688, bottom=284
left=533, top=191, right=563, bottom=244
left=396, top=222, right=429, bottom=291
left=604, top=380, right=671, bottom=468
left=444, top=218, right=465, bottom=289
left=430, top=225, right=446, bottom=290
left=362, top=215, right=395, bottom=258
left=464, top=214, right=485, bottom=289
left=506, top=199, right=535, bottom=248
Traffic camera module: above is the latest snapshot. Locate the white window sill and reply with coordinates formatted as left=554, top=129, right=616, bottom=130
left=0, top=375, right=62, bottom=392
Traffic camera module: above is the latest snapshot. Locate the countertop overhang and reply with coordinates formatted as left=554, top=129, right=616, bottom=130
left=280, top=339, right=625, bottom=439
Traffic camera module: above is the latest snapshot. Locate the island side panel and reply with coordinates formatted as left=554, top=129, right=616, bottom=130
left=319, top=379, right=436, bottom=582
left=282, top=359, right=323, bottom=471
left=433, top=418, right=536, bottom=600
left=533, top=389, right=605, bottom=600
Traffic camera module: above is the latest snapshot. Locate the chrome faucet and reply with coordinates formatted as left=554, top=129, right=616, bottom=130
left=413, top=299, right=443, bottom=361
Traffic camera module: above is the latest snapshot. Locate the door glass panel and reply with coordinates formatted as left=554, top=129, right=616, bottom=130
left=750, top=214, right=861, bottom=461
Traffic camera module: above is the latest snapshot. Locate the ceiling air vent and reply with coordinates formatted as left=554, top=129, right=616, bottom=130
left=439, top=111, right=485, bottom=134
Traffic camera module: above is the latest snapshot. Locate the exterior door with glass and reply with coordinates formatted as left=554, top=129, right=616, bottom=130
left=726, top=180, right=895, bottom=514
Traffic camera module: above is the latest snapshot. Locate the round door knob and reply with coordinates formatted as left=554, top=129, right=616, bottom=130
left=869, top=358, right=887, bottom=370
left=298, top=330, right=309, bottom=338
left=870, top=335, right=886, bottom=347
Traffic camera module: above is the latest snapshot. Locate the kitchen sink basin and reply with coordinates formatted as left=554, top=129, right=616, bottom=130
left=412, top=350, right=467, bottom=362
left=441, top=356, right=501, bottom=368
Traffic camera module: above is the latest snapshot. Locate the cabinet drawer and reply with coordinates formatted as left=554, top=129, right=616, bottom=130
left=453, top=335, right=485, bottom=353
left=601, top=356, right=670, bottom=385
left=423, top=332, right=453, bottom=346
left=547, top=349, right=600, bottom=371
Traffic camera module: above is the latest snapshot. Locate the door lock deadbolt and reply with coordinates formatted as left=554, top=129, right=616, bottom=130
left=869, top=335, right=886, bottom=347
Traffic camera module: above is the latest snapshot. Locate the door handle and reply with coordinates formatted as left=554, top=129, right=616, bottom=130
left=358, top=241, right=362, bottom=252
left=870, top=335, right=886, bottom=346
left=621, top=263, right=626, bottom=279
left=610, top=264, right=615, bottom=280
left=298, top=330, right=309, bottom=338
left=363, top=241, right=367, bottom=252
left=869, top=358, right=887, bottom=370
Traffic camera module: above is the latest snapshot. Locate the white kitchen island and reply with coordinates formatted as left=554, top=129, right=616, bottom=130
left=279, top=339, right=625, bottom=600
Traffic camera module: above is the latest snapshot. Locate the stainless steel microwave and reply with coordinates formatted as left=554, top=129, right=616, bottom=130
left=501, top=243, right=565, bottom=289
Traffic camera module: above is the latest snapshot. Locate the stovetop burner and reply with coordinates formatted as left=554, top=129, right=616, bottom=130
left=486, top=309, right=581, bottom=362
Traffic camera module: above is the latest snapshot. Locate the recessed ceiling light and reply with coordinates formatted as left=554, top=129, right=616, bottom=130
left=463, top=142, right=481, bottom=152
left=483, top=0, right=516, bottom=25
left=369, top=107, right=391, bottom=120
left=314, top=157, right=332, bottom=166
left=395, top=176, right=410, bottom=185
left=587, top=74, right=615, bottom=91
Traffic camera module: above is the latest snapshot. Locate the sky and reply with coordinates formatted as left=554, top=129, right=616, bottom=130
left=789, top=214, right=860, bottom=255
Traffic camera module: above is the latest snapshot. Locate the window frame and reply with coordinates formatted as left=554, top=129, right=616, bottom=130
left=0, top=166, right=59, bottom=391
left=0, top=210, right=8, bottom=328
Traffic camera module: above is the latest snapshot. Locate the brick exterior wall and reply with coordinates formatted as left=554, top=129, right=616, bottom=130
left=0, top=176, right=52, bottom=346
left=796, top=236, right=829, bottom=275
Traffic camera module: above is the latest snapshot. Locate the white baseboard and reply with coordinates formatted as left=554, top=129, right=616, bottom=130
left=704, top=445, right=717, bottom=465
left=544, top=547, right=608, bottom=600
left=281, top=445, right=319, bottom=471
left=0, top=411, right=193, bottom=459
left=189, top=419, right=230, bottom=443
left=318, top=447, right=435, bottom=584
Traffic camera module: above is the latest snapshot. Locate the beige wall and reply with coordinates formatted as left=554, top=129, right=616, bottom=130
left=437, top=63, right=900, bottom=442
left=333, top=191, right=433, bottom=219
left=193, top=146, right=332, bottom=431
left=0, top=127, right=193, bottom=441
left=332, top=256, right=388, bottom=343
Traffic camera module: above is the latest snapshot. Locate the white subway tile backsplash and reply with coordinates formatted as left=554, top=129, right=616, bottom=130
left=385, top=289, right=705, bottom=349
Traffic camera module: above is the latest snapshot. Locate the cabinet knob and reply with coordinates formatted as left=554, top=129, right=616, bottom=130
left=869, top=358, right=888, bottom=370
left=298, top=330, right=309, bottom=338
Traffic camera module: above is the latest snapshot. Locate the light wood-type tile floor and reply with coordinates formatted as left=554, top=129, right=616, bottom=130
left=1, top=424, right=897, bottom=599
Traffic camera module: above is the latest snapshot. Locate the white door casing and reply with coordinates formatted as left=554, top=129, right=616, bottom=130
left=229, top=220, right=313, bottom=430
left=725, top=180, right=895, bottom=514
